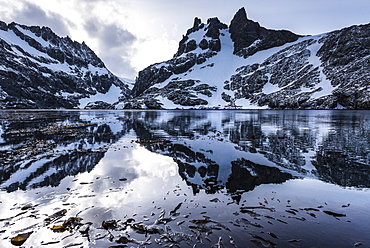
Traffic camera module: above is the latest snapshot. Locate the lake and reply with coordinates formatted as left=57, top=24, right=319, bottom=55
left=0, top=110, right=369, bottom=247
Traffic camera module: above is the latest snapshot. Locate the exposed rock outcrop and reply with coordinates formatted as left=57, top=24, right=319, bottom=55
left=229, top=7, right=301, bottom=57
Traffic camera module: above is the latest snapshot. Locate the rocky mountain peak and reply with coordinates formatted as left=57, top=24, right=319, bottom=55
left=206, top=17, right=227, bottom=29
left=174, top=16, right=228, bottom=58
left=0, top=21, right=7, bottom=31
left=186, top=17, right=204, bottom=36
left=205, top=17, right=228, bottom=39
left=126, top=8, right=370, bottom=110
left=233, top=7, right=248, bottom=21
left=229, top=7, right=301, bottom=58
left=229, top=7, right=261, bottom=53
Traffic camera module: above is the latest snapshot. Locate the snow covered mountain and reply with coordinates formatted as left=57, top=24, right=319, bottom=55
left=1, top=8, right=369, bottom=110
left=122, top=7, right=370, bottom=110
left=0, top=21, right=130, bottom=109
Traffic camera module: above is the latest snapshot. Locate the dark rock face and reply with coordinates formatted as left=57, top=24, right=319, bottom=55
left=317, top=24, right=370, bottom=109
left=0, top=21, right=130, bottom=109
left=186, top=17, right=204, bottom=36
left=175, top=17, right=226, bottom=58
left=130, top=79, right=216, bottom=108
left=229, top=8, right=261, bottom=52
left=131, top=65, right=172, bottom=97
left=143, top=98, right=164, bottom=109
left=229, top=7, right=301, bottom=58
left=225, top=38, right=323, bottom=109
left=205, top=17, right=228, bottom=40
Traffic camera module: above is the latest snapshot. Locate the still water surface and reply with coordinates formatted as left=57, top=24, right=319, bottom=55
left=0, top=110, right=370, bottom=247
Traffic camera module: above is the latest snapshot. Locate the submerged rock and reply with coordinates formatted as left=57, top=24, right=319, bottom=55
left=44, top=209, right=67, bottom=223
left=102, top=219, right=118, bottom=229
left=10, top=232, right=33, bottom=246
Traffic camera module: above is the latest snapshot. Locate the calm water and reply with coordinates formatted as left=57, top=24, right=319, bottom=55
left=0, top=110, right=370, bottom=247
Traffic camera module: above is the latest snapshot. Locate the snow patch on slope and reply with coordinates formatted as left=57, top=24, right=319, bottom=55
left=235, top=99, right=267, bottom=109
left=0, top=29, right=54, bottom=60
left=262, top=76, right=280, bottom=94
left=79, top=84, right=122, bottom=108
left=15, top=25, right=51, bottom=47
left=305, top=38, right=337, bottom=99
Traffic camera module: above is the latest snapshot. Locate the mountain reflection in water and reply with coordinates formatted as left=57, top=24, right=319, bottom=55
left=131, top=110, right=370, bottom=195
left=0, top=110, right=369, bottom=193
left=1, top=110, right=370, bottom=248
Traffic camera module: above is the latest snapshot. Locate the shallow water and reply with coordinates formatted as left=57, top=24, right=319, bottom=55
left=0, top=109, right=370, bottom=247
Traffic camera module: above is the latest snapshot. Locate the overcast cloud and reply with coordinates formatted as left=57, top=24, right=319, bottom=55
left=84, top=20, right=137, bottom=77
left=1, top=1, right=70, bottom=36
left=0, top=0, right=369, bottom=79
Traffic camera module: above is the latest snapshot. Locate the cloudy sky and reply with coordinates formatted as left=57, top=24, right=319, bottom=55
left=0, top=0, right=369, bottom=79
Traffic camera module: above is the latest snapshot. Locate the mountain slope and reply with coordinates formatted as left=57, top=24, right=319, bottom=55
left=0, top=21, right=131, bottom=109
left=123, top=8, right=370, bottom=110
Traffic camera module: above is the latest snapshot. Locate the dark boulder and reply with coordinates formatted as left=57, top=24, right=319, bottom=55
left=186, top=17, right=204, bottom=35
left=199, top=39, right=209, bottom=50
left=185, top=39, right=197, bottom=52
left=208, top=39, right=221, bottom=52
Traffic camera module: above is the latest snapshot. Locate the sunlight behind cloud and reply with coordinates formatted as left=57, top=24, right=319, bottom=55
left=131, top=35, right=178, bottom=72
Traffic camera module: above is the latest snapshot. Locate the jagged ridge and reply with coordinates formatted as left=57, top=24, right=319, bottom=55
left=0, top=21, right=130, bottom=109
